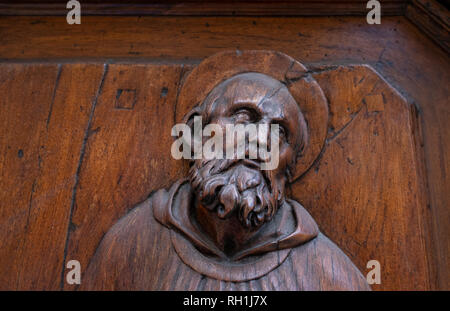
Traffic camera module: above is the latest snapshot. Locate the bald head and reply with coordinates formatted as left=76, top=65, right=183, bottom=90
left=194, top=72, right=308, bottom=164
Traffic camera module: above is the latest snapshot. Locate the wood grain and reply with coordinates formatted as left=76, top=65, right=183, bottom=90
left=0, top=63, right=105, bottom=290
left=291, top=65, right=432, bottom=290
left=61, top=63, right=189, bottom=290
left=0, top=61, right=435, bottom=290
left=0, top=64, right=58, bottom=290
left=406, top=0, right=450, bottom=53
left=0, top=15, right=448, bottom=290
left=0, top=16, right=402, bottom=61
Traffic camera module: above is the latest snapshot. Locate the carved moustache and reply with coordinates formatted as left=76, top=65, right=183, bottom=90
left=189, top=158, right=284, bottom=228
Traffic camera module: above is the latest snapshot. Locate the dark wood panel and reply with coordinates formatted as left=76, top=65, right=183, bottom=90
left=291, top=65, right=431, bottom=290
left=0, top=62, right=433, bottom=290
left=0, top=63, right=105, bottom=290
left=0, top=64, right=58, bottom=290
left=0, top=0, right=407, bottom=16
left=0, top=16, right=410, bottom=61
left=0, top=15, right=448, bottom=290
left=371, top=22, right=449, bottom=289
left=406, top=0, right=450, bottom=53
left=62, top=63, right=189, bottom=290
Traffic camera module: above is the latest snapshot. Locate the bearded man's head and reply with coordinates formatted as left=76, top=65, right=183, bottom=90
left=186, top=72, right=308, bottom=229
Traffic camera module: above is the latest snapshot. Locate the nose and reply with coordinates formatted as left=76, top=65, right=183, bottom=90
left=241, top=121, right=271, bottom=161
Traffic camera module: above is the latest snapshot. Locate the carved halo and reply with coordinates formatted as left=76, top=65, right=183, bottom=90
left=176, top=50, right=329, bottom=182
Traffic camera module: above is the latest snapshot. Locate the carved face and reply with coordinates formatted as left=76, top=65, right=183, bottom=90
left=188, top=73, right=307, bottom=228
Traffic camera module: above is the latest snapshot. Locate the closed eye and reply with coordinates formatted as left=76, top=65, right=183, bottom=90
left=272, top=122, right=287, bottom=141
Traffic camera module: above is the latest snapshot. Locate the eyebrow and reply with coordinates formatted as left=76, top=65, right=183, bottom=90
left=228, top=102, right=261, bottom=115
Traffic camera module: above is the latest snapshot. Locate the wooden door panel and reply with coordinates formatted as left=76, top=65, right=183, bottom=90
left=0, top=63, right=105, bottom=290
left=0, top=61, right=434, bottom=290
left=0, top=3, right=448, bottom=290
left=62, top=63, right=189, bottom=290
left=292, top=65, right=431, bottom=290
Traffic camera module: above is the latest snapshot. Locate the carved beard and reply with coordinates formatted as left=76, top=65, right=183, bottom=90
left=189, top=158, right=285, bottom=229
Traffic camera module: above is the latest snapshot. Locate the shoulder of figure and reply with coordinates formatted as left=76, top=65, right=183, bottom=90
left=289, top=232, right=371, bottom=291
left=80, top=181, right=184, bottom=290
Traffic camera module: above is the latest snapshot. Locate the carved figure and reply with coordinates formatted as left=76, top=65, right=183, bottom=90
left=81, top=51, right=370, bottom=291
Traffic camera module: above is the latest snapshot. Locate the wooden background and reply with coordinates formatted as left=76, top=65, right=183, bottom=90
left=0, top=6, right=448, bottom=291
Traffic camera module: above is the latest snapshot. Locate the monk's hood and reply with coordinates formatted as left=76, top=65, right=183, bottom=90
left=152, top=179, right=318, bottom=260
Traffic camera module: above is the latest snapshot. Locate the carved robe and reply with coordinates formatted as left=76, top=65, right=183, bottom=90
left=81, top=180, right=370, bottom=290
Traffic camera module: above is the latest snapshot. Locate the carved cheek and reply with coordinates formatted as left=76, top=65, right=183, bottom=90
left=214, top=119, right=232, bottom=150
left=277, top=146, right=293, bottom=171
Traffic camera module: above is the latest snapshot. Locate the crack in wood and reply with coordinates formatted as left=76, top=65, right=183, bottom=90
left=59, top=63, right=109, bottom=290
left=46, top=64, right=62, bottom=130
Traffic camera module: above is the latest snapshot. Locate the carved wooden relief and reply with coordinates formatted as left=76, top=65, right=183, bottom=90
left=0, top=51, right=431, bottom=291
left=79, top=51, right=370, bottom=290
left=56, top=50, right=420, bottom=291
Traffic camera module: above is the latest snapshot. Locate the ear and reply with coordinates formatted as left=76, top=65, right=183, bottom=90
left=181, top=106, right=203, bottom=164
left=182, top=105, right=202, bottom=132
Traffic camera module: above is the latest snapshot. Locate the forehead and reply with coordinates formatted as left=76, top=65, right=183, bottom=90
left=208, top=73, right=301, bottom=122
